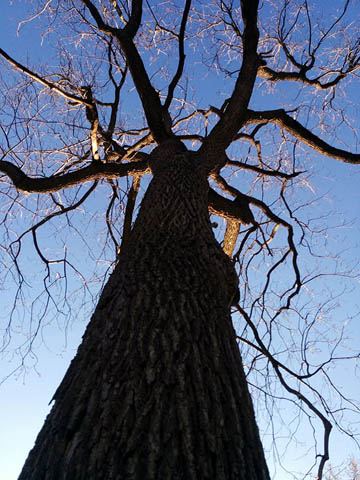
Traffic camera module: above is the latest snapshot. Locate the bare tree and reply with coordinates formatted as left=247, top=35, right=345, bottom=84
left=326, top=458, right=360, bottom=480
left=0, top=0, right=359, bottom=479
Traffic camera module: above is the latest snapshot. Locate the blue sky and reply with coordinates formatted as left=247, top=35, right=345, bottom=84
left=0, top=1, right=360, bottom=479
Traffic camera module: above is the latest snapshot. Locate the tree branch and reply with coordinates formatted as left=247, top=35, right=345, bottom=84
left=0, top=48, right=92, bottom=107
left=246, top=109, right=360, bottom=164
left=257, top=64, right=356, bottom=90
left=208, top=188, right=255, bottom=224
left=223, top=220, right=240, bottom=257
left=0, top=159, right=150, bottom=194
left=81, top=86, right=101, bottom=161
left=226, top=158, right=303, bottom=179
left=199, top=0, right=260, bottom=166
left=163, top=0, right=192, bottom=110
left=236, top=305, right=332, bottom=480
left=80, top=0, right=171, bottom=143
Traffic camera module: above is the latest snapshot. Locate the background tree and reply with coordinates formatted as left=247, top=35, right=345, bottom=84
left=0, top=0, right=359, bottom=479
left=325, top=458, right=360, bottom=480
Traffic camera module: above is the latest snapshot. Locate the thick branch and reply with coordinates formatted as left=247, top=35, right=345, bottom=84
left=116, top=36, right=171, bottom=141
left=81, top=0, right=171, bottom=143
left=199, top=0, right=260, bottom=166
left=208, top=188, right=254, bottom=223
left=257, top=65, right=352, bottom=90
left=223, top=220, right=240, bottom=258
left=0, top=159, right=150, bottom=194
left=119, top=0, right=142, bottom=39
left=247, top=109, right=360, bottom=164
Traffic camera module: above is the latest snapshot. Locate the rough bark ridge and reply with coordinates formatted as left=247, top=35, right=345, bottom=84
left=19, top=143, right=270, bottom=480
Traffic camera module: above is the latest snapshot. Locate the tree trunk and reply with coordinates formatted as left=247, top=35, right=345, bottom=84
left=19, top=145, right=270, bottom=480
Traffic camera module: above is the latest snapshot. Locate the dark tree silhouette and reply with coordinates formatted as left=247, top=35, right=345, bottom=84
left=0, top=1, right=359, bottom=479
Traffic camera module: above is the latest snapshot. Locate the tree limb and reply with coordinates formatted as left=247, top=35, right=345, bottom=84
left=163, top=0, right=192, bottom=110
left=227, top=158, right=303, bottom=179
left=223, top=220, right=241, bottom=257
left=246, top=109, right=360, bottom=164
left=236, top=305, right=332, bottom=480
left=209, top=175, right=257, bottom=258
left=0, top=159, right=150, bottom=193
left=81, top=0, right=172, bottom=143
left=257, top=64, right=356, bottom=90
left=208, top=188, right=255, bottom=224
left=199, top=0, right=260, bottom=167
left=0, top=48, right=92, bottom=107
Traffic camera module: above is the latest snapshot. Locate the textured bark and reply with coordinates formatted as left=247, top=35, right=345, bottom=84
left=19, top=144, right=270, bottom=480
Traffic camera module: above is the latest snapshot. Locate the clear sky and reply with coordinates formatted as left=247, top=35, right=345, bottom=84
left=0, top=1, right=360, bottom=479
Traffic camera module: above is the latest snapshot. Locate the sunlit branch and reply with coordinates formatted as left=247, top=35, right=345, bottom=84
left=223, top=220, right=240, bottom=257
left=178, top=134, right=204, bottom=143
left=112, top=0, right=127, bottom=25
left=257, top=64, right=358, bottom=90
left=277, top=0, right=352, bottom=80
left=122, top=134, right=154, bottom=161
left=0, top=48, right=92, bottom=107
left=174, top=108, right=217, bottom=128
left=81, top=86, right=100, bottom=161
left=246, top=109, right=360, bottom=164
left=208, top=188, right=252, bottom=222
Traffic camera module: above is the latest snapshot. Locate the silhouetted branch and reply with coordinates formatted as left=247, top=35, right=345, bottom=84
left=164, top=0, right=192, bottom=110
left=81, top=0, right=171, bottom=143
left=246, top=109, right=360, bottom=164
left=0, top=159, right=150, bottom=193
left=199, top=0, right=260, bottom=165
left=227, top=158, right=304, bottom=179
left=236, top=305, right=332, bottom=480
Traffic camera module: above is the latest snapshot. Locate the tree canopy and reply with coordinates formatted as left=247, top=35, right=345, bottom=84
left=0, top=1, right=360, bottom=478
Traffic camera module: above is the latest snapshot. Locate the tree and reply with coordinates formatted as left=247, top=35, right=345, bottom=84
left=325, top=458, right=360, bottom=480
left=0, top=0, right=359, bottom=479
